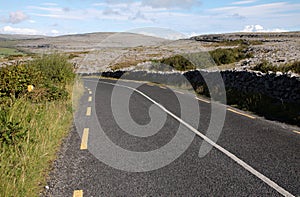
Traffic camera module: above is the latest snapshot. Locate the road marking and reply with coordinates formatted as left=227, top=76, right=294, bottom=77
left=89, top=90, right=92, bottom=94
left=195, top=97, right=211, bottom=104
left=80, top=128, right=89, bottom=150
left=73, top=190, right=83, bottom=197
left=86, top=107, right=91, bottom=116
left=88, top=96, right=92, bottom=102
left=227, top=108, right=256, bottom=119
left=292, top=130, right=300, bottom=134
left=174, top=90, right=184, bottom=94
left=84, top=79, right=294, bottom=197
left=160, top=86, right=167, bottom=89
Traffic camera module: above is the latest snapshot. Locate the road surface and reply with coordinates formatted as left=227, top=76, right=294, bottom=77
left=44, top=78, right=300, bottom=196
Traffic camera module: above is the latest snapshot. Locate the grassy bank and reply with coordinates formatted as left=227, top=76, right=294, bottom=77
left=0, top=54, right=80, bottom=196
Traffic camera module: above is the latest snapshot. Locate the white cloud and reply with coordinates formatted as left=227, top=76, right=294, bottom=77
left=242, top=25, right=288, bottom=32
left=51, top=29, right=59, bottom=34
left=2, top=11, right=29, bottom=24
left=232, top=0, right=257, bottom=5
left=210, top=2, right=300, bottom=16
left=42, top=2, right=58, bottom=6
left=2, top=25, right=39, bottom=35
left=142, top=0, right=201, bottom=9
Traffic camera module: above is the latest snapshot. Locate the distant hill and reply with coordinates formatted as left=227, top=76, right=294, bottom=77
left=0, top=34, right=47, bottom=41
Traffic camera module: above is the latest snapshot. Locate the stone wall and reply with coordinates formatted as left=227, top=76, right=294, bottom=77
left=99, top=69, right=300, bottom=103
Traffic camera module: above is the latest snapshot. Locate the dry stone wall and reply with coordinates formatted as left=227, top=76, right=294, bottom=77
left=99, top=70, right=300, bottom=103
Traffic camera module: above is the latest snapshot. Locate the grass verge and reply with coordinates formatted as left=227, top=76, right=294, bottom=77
left=0, top=54, right=81, bottom=196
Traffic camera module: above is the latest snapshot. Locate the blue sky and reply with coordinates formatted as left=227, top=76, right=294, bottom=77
left=1, top=0, right=300, bottom=37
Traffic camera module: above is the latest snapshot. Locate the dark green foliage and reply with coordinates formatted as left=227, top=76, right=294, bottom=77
left=194, top=85, right=300, bottom=126
left=0, top=53, right=75, bottom=145
left=155, top=46, right=253, bottom=71
left=253, top=60, right=300, bottom=74
left=30, top=54, right=75, bottom=84
left=159, top=55, right=197, bottom=71
left=225, top=88, right=300, bottom=126
left=0, top=63, right=44, bottom=100
left=0, top=118, right=26, bottom=146
left=209, top=46, right=253, bottom=65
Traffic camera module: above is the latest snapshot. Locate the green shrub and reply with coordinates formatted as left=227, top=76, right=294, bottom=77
left=209, top=46, right=253, bottom=65
left=0, top=64, right=44, bottom=100
left=253, top=60, right=300, bottom=74
left=159, top=55, right=196, bottom=71
left=30, top=53, right=75, bottom=84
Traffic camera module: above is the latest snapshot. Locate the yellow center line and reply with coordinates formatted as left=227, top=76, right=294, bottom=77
left=73, top=190, right=83, bottom=197
left=89, top=91, right=92, bottom=94
left=80, top=128, right=89, bottom=150
left=195, top=97, right=211, bottom=104
left=88, top=96, right=92, bottom=102
left=86, top=107, right=91, bottom=116
left=292, top=130, right=300, bottom=134
left=227, top=108, right=256, bottom=119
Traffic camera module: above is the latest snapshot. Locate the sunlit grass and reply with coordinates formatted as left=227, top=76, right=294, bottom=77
left=0, top=82, right=82, bottom=197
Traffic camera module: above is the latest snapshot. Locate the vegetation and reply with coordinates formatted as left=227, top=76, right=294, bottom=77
left=0, top=54, right=79, bottom=196
left=110, top=60, right=145, bottom=71
left=193, top=84, right=300, bottom=126
left=207, top=39, right=263, bottom=47
left=252, top=60, right=300, bottom=74
left=209, top=46, right=253, bottom=66
left=225, top=88, right=300, bottom=126
left=150, top=45, right=253, bottom=71
left=157, top=55, right=196, bottom=71
left=0, top=47, right=26, bottom=59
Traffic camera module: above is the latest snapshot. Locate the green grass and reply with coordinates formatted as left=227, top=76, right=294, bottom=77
left=0, top=47, right=25, bottom=58
left=0, top=54, right=81, bottom=196
left=252, top=60, right=300, bottom=74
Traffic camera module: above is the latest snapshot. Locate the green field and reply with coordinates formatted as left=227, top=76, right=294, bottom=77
left=0, top=47, right=25, bottom=58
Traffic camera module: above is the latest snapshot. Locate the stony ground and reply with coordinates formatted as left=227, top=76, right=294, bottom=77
left=0, top=32, right=299, bottom=72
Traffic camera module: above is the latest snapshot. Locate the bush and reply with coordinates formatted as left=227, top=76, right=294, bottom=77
left=157, top=55, right=196, bottom=71
left=30, top=53, right=75, bottom=85
left=0, top=54, right=75, bottom=145
left=209, top=46, right=253, bottom=65
left=0, top=54, right=75, bottom=104
left=253, top=60, right=300, bottom=74
left=0, top=63, right=44, bottom=100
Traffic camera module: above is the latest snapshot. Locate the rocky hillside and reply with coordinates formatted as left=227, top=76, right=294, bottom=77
left=0, top=32, right=299, bottom=73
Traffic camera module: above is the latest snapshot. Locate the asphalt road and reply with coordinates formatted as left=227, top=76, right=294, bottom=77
left=44, top=78, right=300, bottom=197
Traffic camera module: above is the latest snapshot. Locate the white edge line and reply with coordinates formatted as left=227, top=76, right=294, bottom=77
left=175, top=90, right=184, bottom=94
left=292, top=130, right=300, bottom=135
left=83, top=79, right=295, bottom=197
left=195, top=97, right=210, bottom=104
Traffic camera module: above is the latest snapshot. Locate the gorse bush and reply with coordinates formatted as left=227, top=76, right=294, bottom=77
left=0, top=63, right=44, bottom=101
left=0, top=53, right=75, bottom=146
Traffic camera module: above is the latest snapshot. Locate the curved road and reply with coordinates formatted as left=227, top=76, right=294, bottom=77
left=44, top=77, right=300, bottom=197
